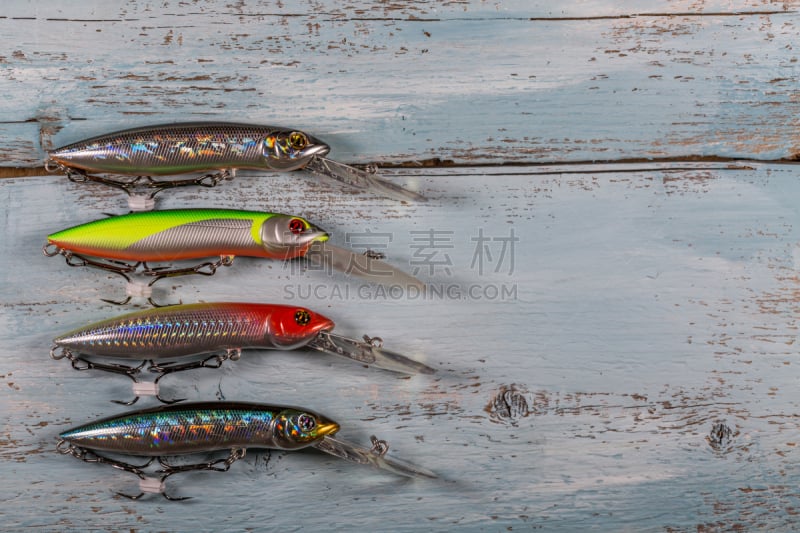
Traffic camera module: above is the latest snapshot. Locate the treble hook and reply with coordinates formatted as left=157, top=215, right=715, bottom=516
left=43, top=244, right=234, bottom=307
left=58, top=440, right=245, bottom=501
left=46, top=161, right=235, bottom=211
left=149, top=349, right=242, bottom=376
left=50, top=347, right=151, bottom=405
left=155, top=448, right=246, bottom=477
left=144, top=349, right=242, bottom=404
left=51, top=346, right=245, bottom=405
left=44, top=244, right=140, bottom=304
left=56, top=440, right=177, bottom=499
left=136, top=256, right=234, bottom=307
left=120, top=448, right=247, bottom=501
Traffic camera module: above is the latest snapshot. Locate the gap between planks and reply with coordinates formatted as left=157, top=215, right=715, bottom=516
left=1, top=158, right=798, bottom=180
left=0, top=10, right=793, bottom=23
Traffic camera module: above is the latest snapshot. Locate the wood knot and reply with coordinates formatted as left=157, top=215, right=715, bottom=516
left=706, top=421, right=738, bottom=453
left=486, top=384, right=530, bottom=425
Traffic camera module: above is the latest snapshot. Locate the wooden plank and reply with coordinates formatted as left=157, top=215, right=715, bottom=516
left=1, top=164, right=799, bottom=529
left=3, top=1, right=791, bottom=21
left=1, top=2, right=799, bottom=167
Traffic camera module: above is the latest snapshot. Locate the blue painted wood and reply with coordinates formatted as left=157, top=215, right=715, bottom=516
left=2, top=1, right=800, bottom=530
left=2, top=163, right=800, bottom=529
left=0, top=2, right=798, bottom=167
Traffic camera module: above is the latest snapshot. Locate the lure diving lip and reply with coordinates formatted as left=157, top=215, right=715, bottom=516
left=46, top=121, right=425, bottom=203
left=57, top=401, right=436, bottom=500
left=51, top=302, right=435, bottom=404
left=43, top=208, right=425, bottom=305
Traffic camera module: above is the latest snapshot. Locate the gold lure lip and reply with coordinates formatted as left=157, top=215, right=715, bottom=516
left=316, top=422, right=340, bottom=438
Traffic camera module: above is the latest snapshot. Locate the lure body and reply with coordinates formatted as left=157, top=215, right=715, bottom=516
left=46, top=208, right=327, bottom=262
left=59, top=402, right=339, bottom=456
left=54, top=302, right=334, bottom=359
left=45, top=210, right=425, bottom=298
left=58, top=402, right=435, bottom=489
left=48, top=122, right=329, bottom=176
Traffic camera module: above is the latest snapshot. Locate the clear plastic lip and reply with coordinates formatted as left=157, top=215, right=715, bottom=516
left=305, top=242, right=425, bottom=291
left=303, top=156, right=426, bottom=202
left=306, top=330, right=435, bottom=375
left=314, top=435, right=437, bottom=479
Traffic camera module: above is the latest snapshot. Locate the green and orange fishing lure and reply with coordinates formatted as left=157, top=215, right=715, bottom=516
left=44, top=208, right=424, bottom=304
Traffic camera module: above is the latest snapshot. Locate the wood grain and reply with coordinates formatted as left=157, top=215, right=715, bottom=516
left=1, top=1, right=798, bottom=168
left=2, top=164, right=800, bottom=529
left=2, top=1, right=799, bottom=530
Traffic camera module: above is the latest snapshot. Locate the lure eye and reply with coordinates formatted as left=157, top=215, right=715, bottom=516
left=294, top=309, right=311, bottom=326
left=289, top=132, right=308, bottom=150
left=297, top=414, right=316, bottom=432
left=288, top=218, right=305, bottom=234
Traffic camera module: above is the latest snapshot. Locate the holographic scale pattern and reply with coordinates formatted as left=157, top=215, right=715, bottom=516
left=55, top=303, right=277, bottom=359
left=60, top=403, right=279, bottom=455
left=49, top=122, right=285, bottom=175
left=60, top=402, right=338, bottom=455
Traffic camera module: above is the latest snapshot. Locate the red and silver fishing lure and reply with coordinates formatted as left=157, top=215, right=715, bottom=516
left=43, top=208, right=424, bottom=305
left=57, top=401, right=436, bottom=500
left=45, top=122, right=425, bottom=208
left=51, top=302, right=435, bottom=404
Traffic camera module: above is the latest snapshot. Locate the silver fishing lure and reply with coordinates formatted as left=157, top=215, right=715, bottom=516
left=45, top=122, right=425, bottom=207
left=57, top=401, right=437, bottom=500
left=51, top=302, right=435, bottom=404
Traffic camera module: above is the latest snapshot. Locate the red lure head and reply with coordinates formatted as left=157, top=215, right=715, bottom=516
left=266, top=306, right=334, bottom=349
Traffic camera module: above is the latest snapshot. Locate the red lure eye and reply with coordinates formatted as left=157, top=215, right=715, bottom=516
left=288, top=218, right=305, bottom=234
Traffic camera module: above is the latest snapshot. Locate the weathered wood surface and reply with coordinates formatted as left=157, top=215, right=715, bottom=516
left=0, top=1, right=799, bottom=167
left=2, top=1, right=800, bottom=531
left=3, top=165, right=800, bottom=530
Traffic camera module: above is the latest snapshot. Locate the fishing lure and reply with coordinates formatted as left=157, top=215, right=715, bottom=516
left=43, top=208, right=424, bottom=305
left=51, top=302, right=435, bottom=404
left=57, top=401, right=436, bottom=500
left=45, top=122, right=425, bottom=208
